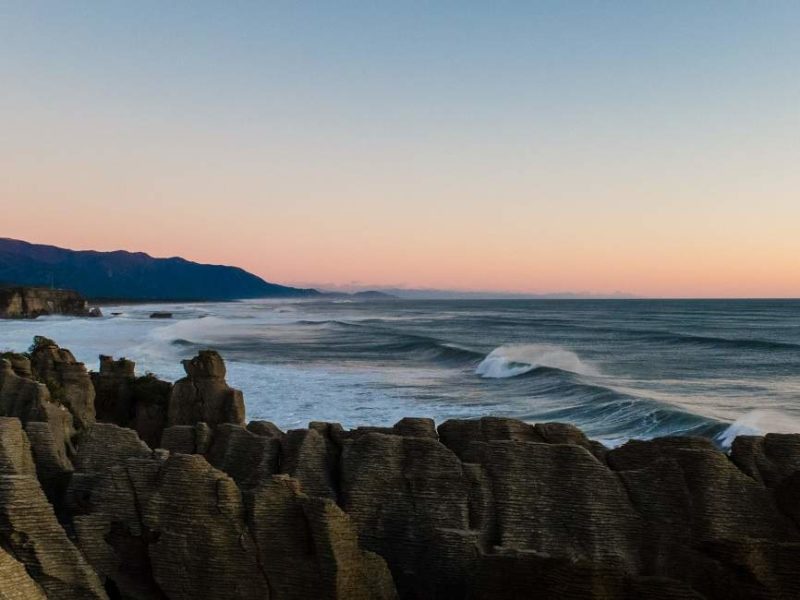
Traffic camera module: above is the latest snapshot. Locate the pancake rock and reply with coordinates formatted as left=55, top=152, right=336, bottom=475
left=0, top=340, right=798, bottom=599
left=0, top=354, right=76, bottom=503
left=92, top=355, right=172, bottom=448
left=0, top=544, right=48, bottom=600
left=167, top=350, right=245, bottom=428
left=29, top=337, right=96, bottom=430
left=0, top=286, right=99, bottom=319
left=0, top=418, right=108, bottom=599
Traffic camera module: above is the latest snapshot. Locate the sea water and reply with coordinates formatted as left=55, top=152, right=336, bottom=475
left=2, top=298, right=799, bottom=447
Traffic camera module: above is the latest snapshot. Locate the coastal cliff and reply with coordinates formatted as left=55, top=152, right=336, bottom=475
left=0, top=238, right=319, bottom=301
left=0, top=339, right=799, bottom=599
left=0, top=286, right=99, bottom=319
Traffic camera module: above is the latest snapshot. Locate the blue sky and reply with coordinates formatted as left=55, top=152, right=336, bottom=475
left=2, top=2, right=799, bottom=296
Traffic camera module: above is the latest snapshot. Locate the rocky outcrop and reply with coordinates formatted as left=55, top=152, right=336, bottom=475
left=167, top=350, right=245, bottom=428
left=0, top=340, right=799, bottom=599
left=341, top=432, right=470, bottom=597
left=0, top=418, right=108, bottom=599
left=206, top=422, right=281, bottom=489
left=0, top=417, right=36, bottom=475
left=0, top=355, right=75, bottom=503
left=92, top=356, right=172, bottom=447
left=0, top=286, right=99, bottom=319
left=0, top=544, right=48, bottom=600
left=91, top=356, right=136, bottom=425
left=29, top=337, right=96, bottom=430
left=248, top=475, right=396, bottom=599
left=608, top=437, right=800, bottom=599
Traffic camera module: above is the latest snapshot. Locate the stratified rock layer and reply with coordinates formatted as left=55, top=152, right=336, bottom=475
left=0, top=340, right=798, bottom=599
left=29, top=338, right=96, bottom=430
left=167, top=350, right=245, bottom=428
left=92, top=356, right=172, bottom=448
left=0, top=419, right=108, bottom=600
left=0, top=286, right=94, bottom=319
left=0, top=544, right=48, bottom=600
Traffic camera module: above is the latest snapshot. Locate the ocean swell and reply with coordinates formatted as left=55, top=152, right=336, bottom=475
left=475, top=344, right=599, bottom=379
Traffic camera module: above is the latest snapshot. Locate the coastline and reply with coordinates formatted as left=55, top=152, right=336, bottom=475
left=0, top=338, right=798, bottom=598
left=3, top=298, right=799, bottom=447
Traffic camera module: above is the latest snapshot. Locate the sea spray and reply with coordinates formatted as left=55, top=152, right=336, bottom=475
left=475, top=344, right=600, bottom=379
left=1, top=298, right=798, bottom=445
left=715, top=409, right=800, bottom=449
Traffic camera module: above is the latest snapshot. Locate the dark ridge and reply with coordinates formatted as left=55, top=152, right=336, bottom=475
left=0, top=237, right=320, bottom=301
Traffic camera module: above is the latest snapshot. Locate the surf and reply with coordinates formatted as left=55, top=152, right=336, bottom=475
left=475, top=344, right=600, bottom=379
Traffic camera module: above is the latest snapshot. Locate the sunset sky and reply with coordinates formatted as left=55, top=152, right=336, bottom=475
left=2, top=2, right=799, bottom=297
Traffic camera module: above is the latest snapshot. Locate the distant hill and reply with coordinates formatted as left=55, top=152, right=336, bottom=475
left=367, top=287, right=637, bottom=300
left=351, top=290, right=395, bottom=299
left=0, top=238, right=319, bottom=301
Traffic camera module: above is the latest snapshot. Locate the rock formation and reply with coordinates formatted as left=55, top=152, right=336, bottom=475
left=0, top=417, right=107, bottom=600
left=29, top=337, right=96, bottom=430
left=0, top=351, right=76, bottom=504
left=0, top=286, right=100, bottom=319
left=167, top=350, right=245, bottom=428
left=91, top=356, right=172, bottom=448
left=0, top=338, right=799, bottom=599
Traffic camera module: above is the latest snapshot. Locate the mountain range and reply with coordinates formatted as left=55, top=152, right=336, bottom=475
left=0, top=238, right=319, bottom=301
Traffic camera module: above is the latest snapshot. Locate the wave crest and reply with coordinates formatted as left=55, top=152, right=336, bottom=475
left=475, top=344, right=599, bottom=379
left=715, top=410, right=800, bottom=449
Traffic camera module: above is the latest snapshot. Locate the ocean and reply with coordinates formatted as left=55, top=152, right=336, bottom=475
left=2, top=298, right=799, bottom=448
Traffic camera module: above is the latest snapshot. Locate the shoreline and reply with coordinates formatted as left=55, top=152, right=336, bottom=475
left=0, top=337, right=799, bottom=598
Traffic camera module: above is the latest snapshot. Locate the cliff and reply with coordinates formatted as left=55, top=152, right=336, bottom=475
left=0, top=339, right=799, bottom=599
left=0, top=286, right=99, bottom=319
left=0, top=238, right=319, bottom=301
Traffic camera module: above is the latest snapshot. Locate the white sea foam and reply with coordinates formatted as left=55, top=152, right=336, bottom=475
left=475, top=344, right=599, bottom=379
left=148, top=315, right=232, bottom=343
left=2, top=299, right=798, bottom=441
left=716, top=409, right=800, bottom=449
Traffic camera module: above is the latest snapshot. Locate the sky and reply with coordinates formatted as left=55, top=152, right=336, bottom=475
left=2, top=2, right=799, bottom=298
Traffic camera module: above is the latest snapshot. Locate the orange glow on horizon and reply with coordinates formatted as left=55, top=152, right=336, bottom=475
left=2, top=2, right=799, bottom=299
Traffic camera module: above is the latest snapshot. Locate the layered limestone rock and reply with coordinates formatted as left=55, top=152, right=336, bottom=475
left=0, top=341, right=799, bottom=599
left=160, top=422, right=213, bottom=454
left=0, top=474, right=109, bottom=600
left=67, top=422, right=154, bottom=516
left=0, top=356, right=75, bottom=501
left=72, top=446, right=396, bottom=600
left=248, top=474, right=397, bottom=599
left=439, top=416, right=605, bottom=460
left=92, top=355, right=172, bottom=447
left=0, top=417, right=36, bottom=475
left=730, top=433, right=800, bottom=488
left=29, top=337, right=96, bottom=430
left=280, top=423, right=341, bottom=500
left=340, top=432, right=471, bottom=597
left=608, top=437, right=800, bottom=599
left=0, top=544, right=48, bottom=600
left=142, top=454, right=271, bottom=599
left=206, top=422, right=281, bottom=488
left=167, top=350, right=245, bottom=428
left=0, top=418, right=108, bottom=600
left=0, top=286, right=96, bottom=319
left=91, top=356, right=136, bottom=425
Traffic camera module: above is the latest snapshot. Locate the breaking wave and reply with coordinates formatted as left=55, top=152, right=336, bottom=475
left=714, top=410, right=800, bottom=449
left=475, top=344, right=599, bottom=379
